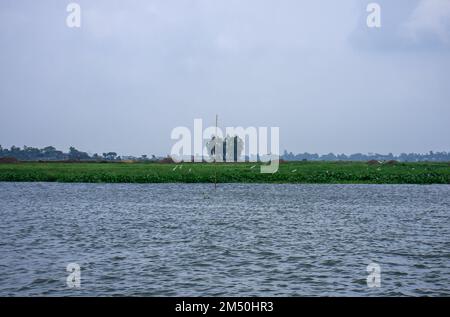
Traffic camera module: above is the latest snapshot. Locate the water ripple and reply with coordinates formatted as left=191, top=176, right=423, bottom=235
left=0, top=183, right=449, bottom=296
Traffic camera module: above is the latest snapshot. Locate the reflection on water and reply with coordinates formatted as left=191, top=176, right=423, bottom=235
left=0, top=182, right=449, bottom=296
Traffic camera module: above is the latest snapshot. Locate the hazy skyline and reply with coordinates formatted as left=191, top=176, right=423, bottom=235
left=1, top=0, right=449, bottom=156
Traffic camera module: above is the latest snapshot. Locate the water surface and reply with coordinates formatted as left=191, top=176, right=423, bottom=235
left=0, top=183, right=449, bottom=296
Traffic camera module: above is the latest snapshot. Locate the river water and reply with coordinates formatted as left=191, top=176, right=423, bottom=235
left=0, top=182, right=449, bottom=296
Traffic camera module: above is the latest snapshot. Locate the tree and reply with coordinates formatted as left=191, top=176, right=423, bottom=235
left=69, top=147, right=90, bottom=160
left=102, top=152, right=118, bottom=160
left=206, top=135, right=244, bottom=162
left=224, top=135, right=244, bottom=162
left=206, top=136, right=223, bottom=162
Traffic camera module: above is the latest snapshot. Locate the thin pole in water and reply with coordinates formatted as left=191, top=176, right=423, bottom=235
left=214, top=114, right=218, bottom=190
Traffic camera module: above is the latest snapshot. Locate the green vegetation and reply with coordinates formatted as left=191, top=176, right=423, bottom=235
left=0, top=161, right=449, bottom=184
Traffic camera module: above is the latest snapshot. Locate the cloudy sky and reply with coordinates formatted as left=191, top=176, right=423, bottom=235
left=0, top=0, right=449, bottom=156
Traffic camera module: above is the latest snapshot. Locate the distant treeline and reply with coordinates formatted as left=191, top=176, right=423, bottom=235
left=0, top=145, right=158, bottom=162
left=1, top=145, right=449, bottom=162
left=282, top=150, right=450, bottom=162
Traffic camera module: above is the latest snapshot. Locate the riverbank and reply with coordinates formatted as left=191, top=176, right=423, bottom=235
left=0, top=161, right=449, bottom=184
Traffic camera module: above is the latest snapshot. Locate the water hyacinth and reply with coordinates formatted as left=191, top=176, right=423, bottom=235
left=0, top=161, right=448, bottom=184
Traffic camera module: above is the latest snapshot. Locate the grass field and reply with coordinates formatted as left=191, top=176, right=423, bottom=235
left=0, top=161, right=449, bottom=184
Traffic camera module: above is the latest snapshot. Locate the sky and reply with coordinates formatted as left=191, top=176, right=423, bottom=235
left=0, top=0, right=449, bottom=156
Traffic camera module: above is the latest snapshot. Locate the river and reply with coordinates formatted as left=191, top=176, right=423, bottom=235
left=0, top=183, right=449, bottom=296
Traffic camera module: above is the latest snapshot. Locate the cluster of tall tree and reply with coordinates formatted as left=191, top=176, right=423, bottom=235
left=205, top=135, right=244, bottom=162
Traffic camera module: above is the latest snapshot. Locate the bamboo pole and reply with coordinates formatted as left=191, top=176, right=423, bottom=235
left=214, top=114, right=218, bottom=190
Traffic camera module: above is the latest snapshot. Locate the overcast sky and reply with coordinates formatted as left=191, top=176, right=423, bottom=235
left=1, top=0, right=449, bottom=156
